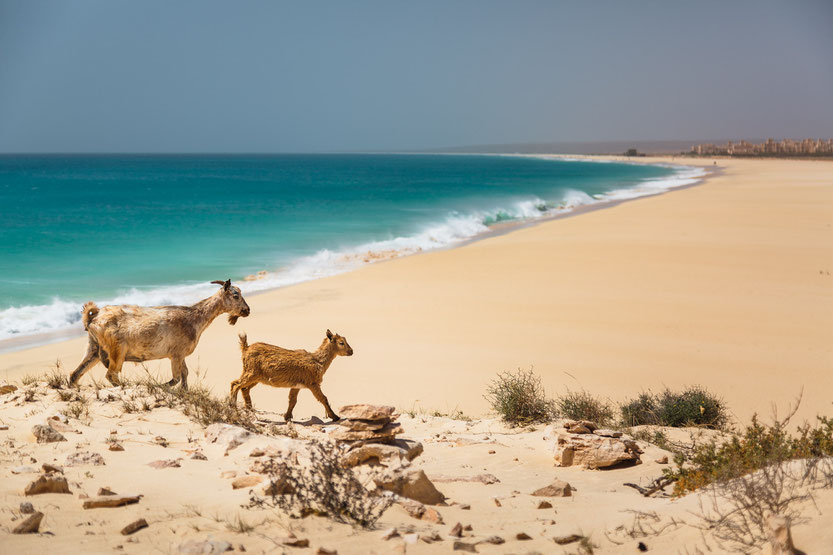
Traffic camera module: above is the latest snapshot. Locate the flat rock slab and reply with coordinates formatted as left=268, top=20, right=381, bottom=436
left=121, top=518, right=149, bottom=535
left=25, top=475, right=71, bottom=496
left=337, top=418, right=391, bottom=431
left=431, top=473, right=500, bottom=485
left=32, top=424, right=66, bottom=443
left=83, top=494, right=141, bottom=509
left=12, top=512, right=44, bottom=534
left=532, top=479, right=573, bottom=497
left=552, top=432, right=642, bottom=469
left=231, top=475, right=263, bottom=489
left=0, top=384, right=18, bottom=394
left=341, top=440, right=423, bottom=467
left=337, top=404, right=396, bottom=421
left=375, top=469, right=445, bottom=505
left=330, top=422, right=402, bottom=442
left=147, top=459, right=181, bottom=469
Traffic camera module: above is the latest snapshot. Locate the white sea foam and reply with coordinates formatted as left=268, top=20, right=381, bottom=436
left=0, top=163, right=705, bottom=347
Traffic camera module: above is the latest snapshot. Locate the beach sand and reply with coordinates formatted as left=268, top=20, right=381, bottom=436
left=2, top=156, right=833, bottom=553
left=1, top=156, right=831, bottom=424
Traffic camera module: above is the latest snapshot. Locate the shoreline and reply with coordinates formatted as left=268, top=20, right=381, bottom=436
left=0, top=156, right=706, bottom=354
left=1, top=156, right=831, bottom=426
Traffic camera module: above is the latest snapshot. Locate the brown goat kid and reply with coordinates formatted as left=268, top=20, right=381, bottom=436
left=231, top=330, right=353, bottom=421
left=69, top=279, right=250, bottom=389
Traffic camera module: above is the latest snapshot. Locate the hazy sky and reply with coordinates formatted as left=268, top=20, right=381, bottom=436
left=1, top=1, right=831, bottom=152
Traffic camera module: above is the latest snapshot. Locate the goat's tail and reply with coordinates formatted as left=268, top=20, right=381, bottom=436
left=81, top=302, right=99, bottom=331
left=238, top=332, right=249, bottom=353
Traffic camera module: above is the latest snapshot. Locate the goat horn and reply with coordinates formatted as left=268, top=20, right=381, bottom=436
left=211, top=280, right=225, bottom=286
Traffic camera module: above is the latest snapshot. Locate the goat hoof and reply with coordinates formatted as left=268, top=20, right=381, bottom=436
left=166, top=379, right=179, bottom=387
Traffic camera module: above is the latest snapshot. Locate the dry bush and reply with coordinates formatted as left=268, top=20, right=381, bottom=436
left=557, top=389, right=615, bottom=426
left=620, top=386, right=728, bottom=429
left=247, top=440, right=391, bottom=528
left=484, top=367, right=556, bottom=425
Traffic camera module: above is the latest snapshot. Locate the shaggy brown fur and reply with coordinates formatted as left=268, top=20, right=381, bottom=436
left=230, top=329, right=353, bottom=421
left=69, top=279, right=250, bottom=388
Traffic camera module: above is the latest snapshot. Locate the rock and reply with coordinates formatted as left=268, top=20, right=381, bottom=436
left=65, top=451, right=106, bottom=466
left=553, top=534, right=583, bottom=545
left=191, top=450, right=208, bottom=460
left=221, top=470, right=238, bottom=479
left=47, top=419, right=76, bottom=434
left=341, top=440, right=423, bottom=467
left=249, top=448, right=265, bottom=457
left=109, top=442, right=125, bottom=452
left=42, top=463, right=63, bottom=474
left=330, top=422, right=402, bottom=442
left=396, top=497, right=426, bottom=519
left=453, top=541, right=478, bottom=552
left=532, top=479, right=573, bottom=497
left=655, top=455, right=669, bottom=464
left=82, top=495, right=140, bottom=509
left=147, top=459, right=181, bottom=469
left=231, top=475, right=263, bottom=489
left=482, top=536, right=505, bottom=545
left=594, top=429, right=623, bottom=438
left=178, top=539, right=233, bottom=554
left=316, top=548, right=337, bottom=555
left=0, top=424, right=8, bottom=430
left=11, top=465, right=38, bottom=474
left=32, top=424, right=66, bottom=443
left=0, top=384, right=18, bottom=394
left=450, top=522, right=463, bottom=537
left=280, top=537, right=309, bottom=548
left=261, top=477, right=295, bottom=496
left=204, top=423, right=252, bottom=452
left=493, top=498, right=502, bottom=507
left=488, top=450, right=496, bottom=454
left=20, top=502, right=35, bottom=514
left=420, top=530, right=443, bottom=543
left=767, top=514, right=797, bottom=555
left=537, top=501, right=553, bottom=509
left=459, top=503, right=471, bottom=510
left=374, top=469, right=446, bottom=505
left=381, top=528, right=399, bottom=540
left=422, top=507, right=444, bottom=524
left=338, top=404, right=396, bottom=421
left=98, top=487, right=117, bottom=496
left=121, top=518, right=149, bottom=535
left=552, top=432, right=642, bottom=469
left=403, top=533, right=419, bottom=545
left=25, top=475, right=71, bottom=495
left=516, top=532, right=532, bottom=540
left=337, top=418, right=391, bottom=431
left=154, top=436, right=168, bottom=447
left=12, top=511, right=44, bottom=534
left=564, top=420, right=598, bottom=434
left=431, top=473, right=500, bottom=485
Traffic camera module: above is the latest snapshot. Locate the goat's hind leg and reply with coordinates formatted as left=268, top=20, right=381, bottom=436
left=168, top=358, right=189, bottom=388
left=284, top=388, right=300, bottom=421
left=104, top=348, right=125, bottom=386
left=69, top=337, right=100, bottom=386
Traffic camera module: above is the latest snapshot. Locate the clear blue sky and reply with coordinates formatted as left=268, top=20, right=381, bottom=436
left=1, top=0, right=831, bottom=152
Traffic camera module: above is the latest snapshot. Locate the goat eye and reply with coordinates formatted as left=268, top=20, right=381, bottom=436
left=233, top=293, right=239, bottom=299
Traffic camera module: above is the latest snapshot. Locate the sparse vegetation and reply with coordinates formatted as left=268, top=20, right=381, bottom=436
left=247, top=440, right=391, bottom=528
left=484, top=368, right=556, bottom=425
left=556, top=389, right=615, bottom=426
left=620, top=386, right=728, bottom=429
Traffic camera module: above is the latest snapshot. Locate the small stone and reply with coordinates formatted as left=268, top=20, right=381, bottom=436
left=483, top=535, right=505, bottom=545
left=564, top=420, right=597, bottom=433
left=65, top=451, right=106, bottom=466
left=463, top=524, right=472, bottom=531
left=25, top=475, right=71, bottom=495
left=261, top=477, right=295, bottom=496
left=178, top=539, right=233, bottom=554
left=403, top=533, right=419, bottom=545
left=281, top=537, right=309, bottom=548
left=220, top=470, right=238, bottom=479
left=516, top=532, right=532, bottom=540
left=11, top=465, right=38, bottom=474
left=449, top=522, right=463, bottom=537
left=488, top=450, right=496, bottom=454
left=316, top=549, right=337, bottom=555
left=553, top=534, right=583, bottom=545
left=98, top=487, right=117, bottom=496
left=191, top=450, right=208, bottom=460
left=120, top=518, right=149, bottom=535
left=0, top=384, right=18, bottom=394
left=109, top=442, right=125, bottom=452
left=0, top=425, right=8, bottom=430
left=32, top=424, right=66, bottom=443
left=154, top=436, right=168, bottom=447
left=373, top=469, right=445, bottom=505
left=655, top=456, right=669, bottom=464
left=20, top=502, right=35, bottom=514
left=42, top=463, right=63, bottom=474
left=381, top=528, right=400, bottom=540
left=593, top=428, right=623, bottom=438
left=421, top=531, right=442, bottom=543
left=532, top=479, right=572, bottom=497
left=231, top=475, right=263, bottom=489
left=452, top=541, right=478, bottom=552
left=82, top=494, right=141, bottom=509
left=421, top=507, right=444, bottom=524
left=493, top=498, right=502, bottom=507
left=249, top=448, right=265, bottom=457
left=12, top=511, right=44, bottom=534
left=147, top=459, right=181, bottom=469
left=459, top=503, right=471, bottom=510
left=537, top=500, right=553, bottom=509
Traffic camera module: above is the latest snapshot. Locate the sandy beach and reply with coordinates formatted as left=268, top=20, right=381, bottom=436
left=2, top=156, right=831, bottom=424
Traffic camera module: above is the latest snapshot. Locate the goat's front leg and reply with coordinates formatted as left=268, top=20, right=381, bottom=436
left=308, top=384, right=339, bottom=421
left=284, top=388, right=300, bottom=421
left=104, top=348, right=125, bottom=386
left=69, top=337, right=100, bottom=386
left=169, top=358, right=189, bottom=389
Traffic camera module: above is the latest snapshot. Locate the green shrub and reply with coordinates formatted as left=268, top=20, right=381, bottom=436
left=620, top=386, right=728, bottom=429
left=556, top=389, right=614, bottom=426
left=484, top=368, right=556, bottom=425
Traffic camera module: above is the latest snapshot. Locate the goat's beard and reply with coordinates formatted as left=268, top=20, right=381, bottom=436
left=228, top=315, right=239, bottom=325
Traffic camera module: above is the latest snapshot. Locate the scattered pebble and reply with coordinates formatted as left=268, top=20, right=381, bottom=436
left=449, top=522, right=463, bottom=537
left=19, top=502, right=35, bottom=514
left=516, top=532, right=532, bottom=540
left=120, top=518, right=149, bottom=535
left=12, top=511, right=44, bottom=534
left=537, top=501, right=553, bottom=509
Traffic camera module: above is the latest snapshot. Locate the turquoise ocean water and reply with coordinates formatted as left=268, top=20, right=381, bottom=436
left=0, top=154, right=703, bottom=344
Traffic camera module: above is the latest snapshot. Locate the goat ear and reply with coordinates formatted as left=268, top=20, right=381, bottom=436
left=326, top=329, right=333, bottom=340
left=223, top=279, right=231, bottom=291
